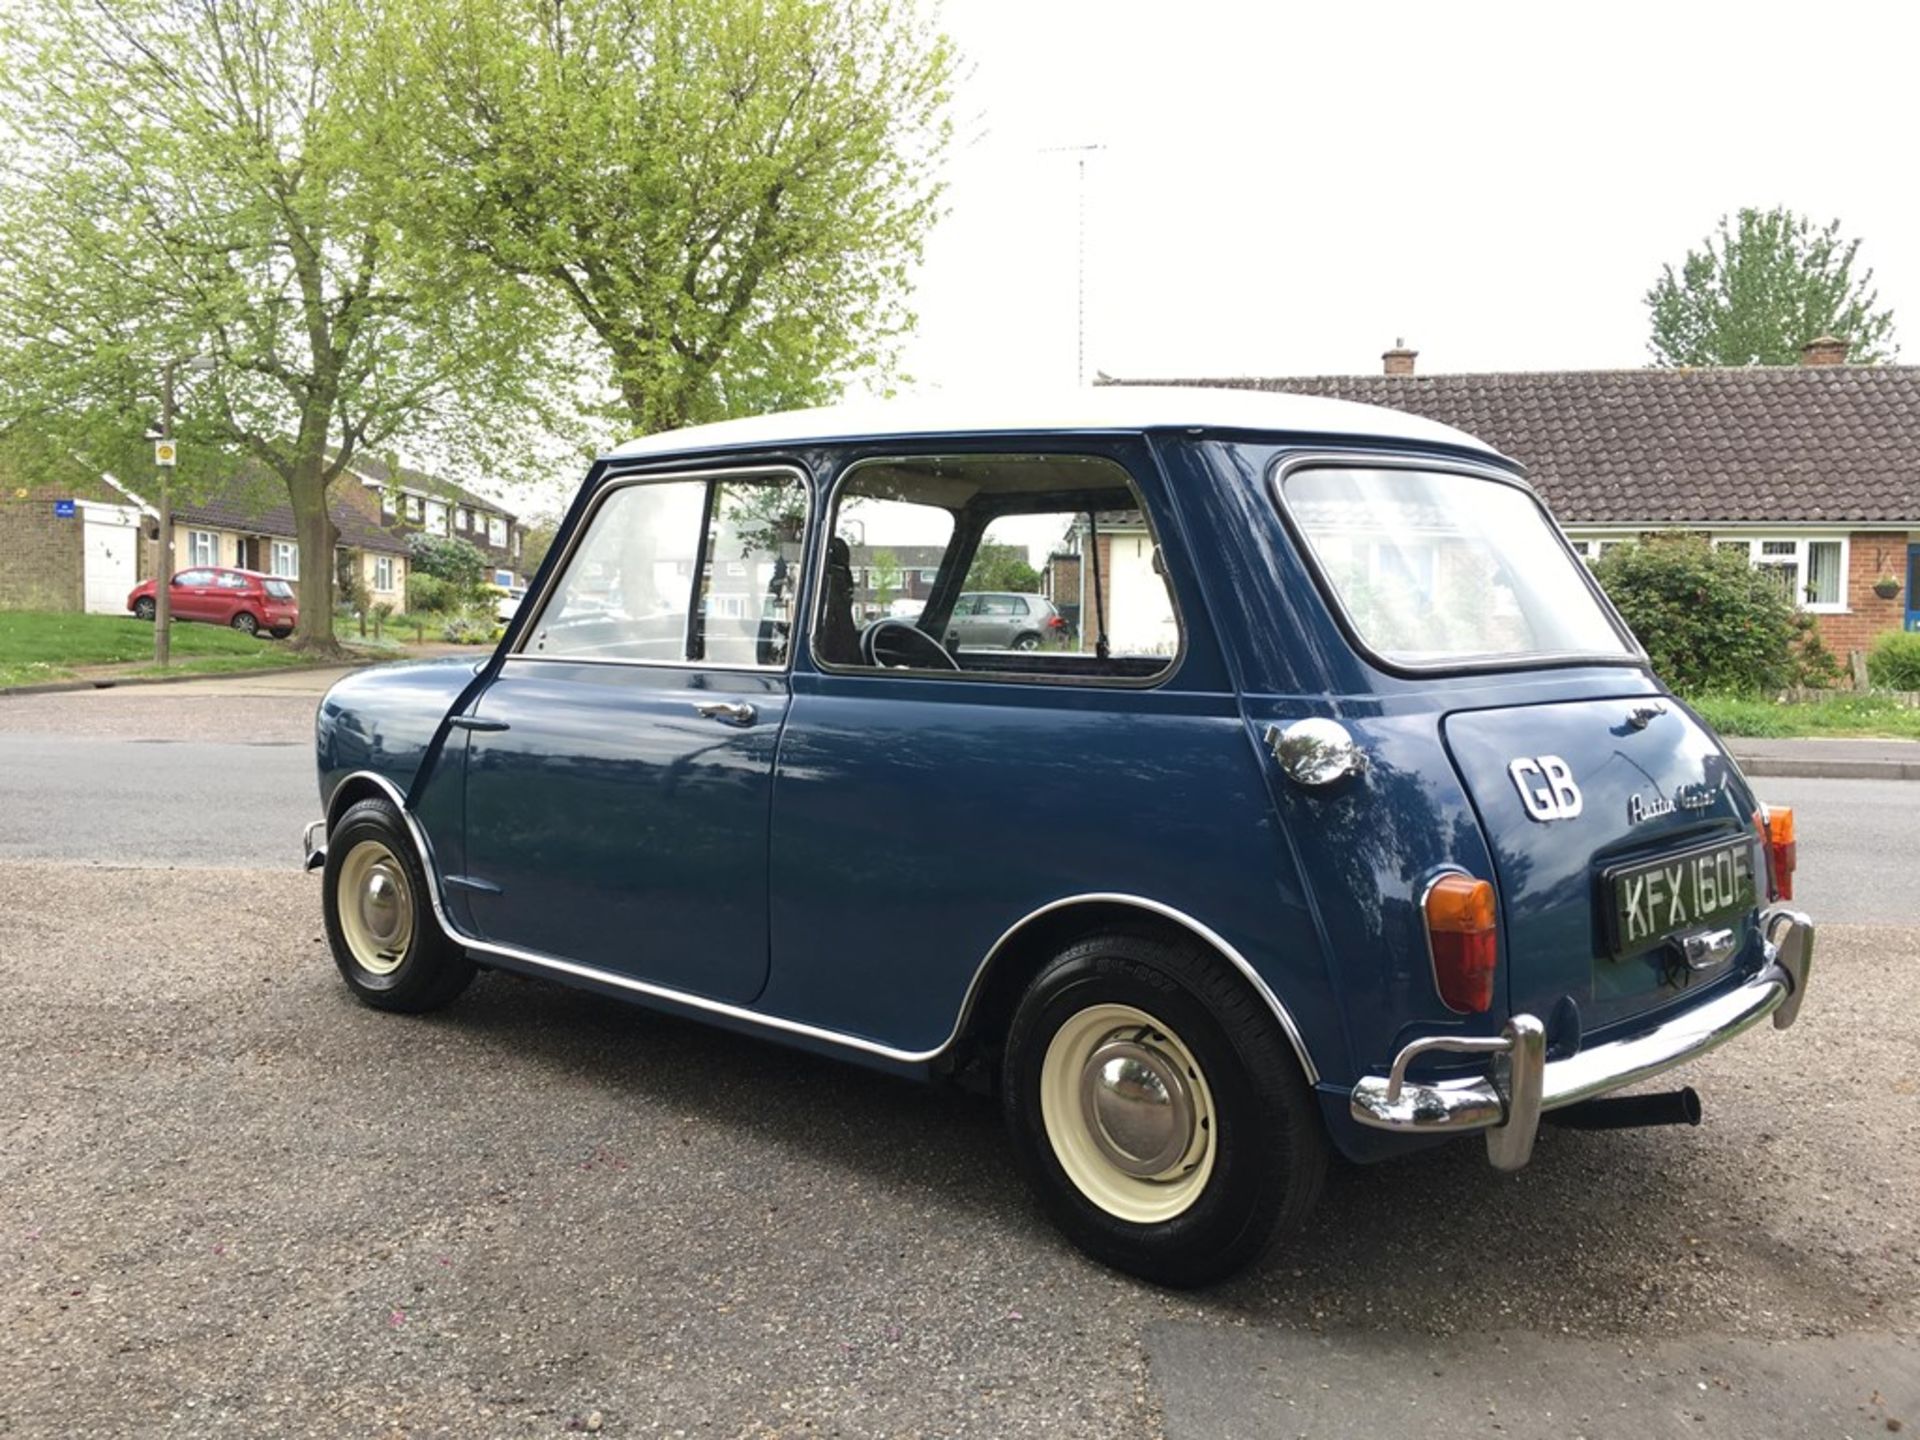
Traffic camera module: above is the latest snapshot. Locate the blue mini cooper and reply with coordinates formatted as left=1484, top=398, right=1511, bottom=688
left=305, top=388, right=1813, bottom=1286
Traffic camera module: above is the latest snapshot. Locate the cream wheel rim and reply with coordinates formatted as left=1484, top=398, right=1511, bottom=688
left=337, top=839, right=414, bottom=977
left=1039, top=1003, right=1216, bottom=1223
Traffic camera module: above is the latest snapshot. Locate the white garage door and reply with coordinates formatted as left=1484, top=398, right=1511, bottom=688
left=82, top=505, right=141, bottom=615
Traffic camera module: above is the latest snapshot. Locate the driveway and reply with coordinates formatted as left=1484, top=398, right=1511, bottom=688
left=0, top=676, right=1914, bottom=1437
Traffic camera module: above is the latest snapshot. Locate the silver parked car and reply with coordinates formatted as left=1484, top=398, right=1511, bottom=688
left=944, top=591, right=1064, bottom=651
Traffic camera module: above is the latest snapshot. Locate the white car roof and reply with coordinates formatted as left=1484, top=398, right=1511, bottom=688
left=605, top=386, right=1503, bottom=462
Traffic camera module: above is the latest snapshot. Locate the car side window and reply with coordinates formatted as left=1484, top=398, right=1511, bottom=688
left=815, top=453, right=1181, bottom=682
left=175, top=569, right=211, bottom=587
left=217, top=572, right=246, bottom=589
left=525, top=470, right=807, bottom=667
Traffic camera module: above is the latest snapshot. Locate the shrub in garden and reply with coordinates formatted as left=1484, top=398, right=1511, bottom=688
left=408, top=533, right=489, bottom=598
left=1590, top=535, right=1806, bottom=694
left=406, top=572, right=453, bottom=614
left=1868, top=631, right=1920, bottom=691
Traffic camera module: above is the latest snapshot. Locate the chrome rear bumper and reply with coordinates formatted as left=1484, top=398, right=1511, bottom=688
left=1350, top=907, right=1813, bottom=1170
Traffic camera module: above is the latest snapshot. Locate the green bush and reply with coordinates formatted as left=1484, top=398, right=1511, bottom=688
left=406, top=572, right=454, bottom=613
left=1591, top=536, right=1826, bottom=694
left=1867, top=631, right=1920, bottom=691
left=441, top=605, right=498, bottom=645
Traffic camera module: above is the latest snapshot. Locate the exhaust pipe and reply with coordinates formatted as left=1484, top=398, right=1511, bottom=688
left=1544, top=1086, right=1702, bottom=1131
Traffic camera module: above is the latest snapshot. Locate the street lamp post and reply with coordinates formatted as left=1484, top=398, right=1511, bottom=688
left=151, top=355, right=214, bottom=666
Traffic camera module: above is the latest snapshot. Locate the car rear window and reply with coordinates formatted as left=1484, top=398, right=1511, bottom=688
left=263, top=579, right=294, bottom=600
left=1279, top=464, right=1633, bottom=668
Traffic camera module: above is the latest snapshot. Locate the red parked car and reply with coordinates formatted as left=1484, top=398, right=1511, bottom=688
left=127, top=567, right=299, bottom=638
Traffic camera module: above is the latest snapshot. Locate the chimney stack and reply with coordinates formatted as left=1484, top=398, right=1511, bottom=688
left=1799, top=335, right=1850, bottom=367
left=1382, top=338, right=1418, bottom=377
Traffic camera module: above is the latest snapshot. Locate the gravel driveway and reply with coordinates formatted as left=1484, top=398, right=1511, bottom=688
left=2, top=858, right=1914, bottom=1438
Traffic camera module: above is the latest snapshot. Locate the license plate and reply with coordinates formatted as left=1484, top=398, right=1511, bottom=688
left=1606, top=837, right=1758, bottom=958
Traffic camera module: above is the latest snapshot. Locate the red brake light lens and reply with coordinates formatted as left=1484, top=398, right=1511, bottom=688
left=1756, top=805, right=1796, bottom=902
left=1425, top=873, right=1498, bottom=1014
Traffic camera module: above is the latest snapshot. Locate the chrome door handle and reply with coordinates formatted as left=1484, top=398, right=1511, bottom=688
left=693, top=700, right=757, bottom=726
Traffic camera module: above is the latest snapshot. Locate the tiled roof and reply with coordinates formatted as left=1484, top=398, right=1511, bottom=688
left=349, top=454, right=517, bottom=521
left=172, top=468, right=411, bottom=554
left=1110, top=367, right=1920, bottom=526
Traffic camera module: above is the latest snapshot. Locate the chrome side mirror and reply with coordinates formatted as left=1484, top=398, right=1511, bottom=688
left=1265, top=717, right=1366, bottom=788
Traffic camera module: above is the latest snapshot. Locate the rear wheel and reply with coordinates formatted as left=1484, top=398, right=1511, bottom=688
left=322, top=797, right=474, bottom=1013
left=1012, top=631, right=1041, bottom=651
left=133, top=596, right=155, bottom=622
left=230, top=611, right=259, bottom=636
left=1001, top=931, right=1326, bottom=1286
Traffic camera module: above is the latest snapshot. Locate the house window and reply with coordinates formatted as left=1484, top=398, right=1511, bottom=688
left=270, top=540, right=299, bottom=578
left=425, top=500, right=448, bottom=534
left=187, top=530, right=219, bottom=566
left=407, top=494, right=424, bottom=522
left=374, top=555, right=394, bottom=592
left=379, top=488, right=395, bottom=518
left=456, top=507, right=471, bottom=531
left=1713, top=535, right=1848, bottom=613
left=513, top=531, right=522, bottom=557
left=488, top=515, right=507, bottom=547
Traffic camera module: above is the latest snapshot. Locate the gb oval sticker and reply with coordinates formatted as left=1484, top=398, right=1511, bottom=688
left=1508, top=755, right=1583, bottom=822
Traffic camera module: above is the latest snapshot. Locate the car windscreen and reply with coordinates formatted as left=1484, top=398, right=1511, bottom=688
left=262, top=579, right=295, bottom=600
left=1279, top=465, right=1633, bottom=667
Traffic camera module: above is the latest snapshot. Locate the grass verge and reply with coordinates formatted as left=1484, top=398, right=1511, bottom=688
left=1690, top=692, right=1920, bottom=740
left=0, top=610, right=409, bottom=689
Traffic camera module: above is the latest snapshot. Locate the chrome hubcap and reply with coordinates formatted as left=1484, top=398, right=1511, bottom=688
left=360, top=866, right=405, bottom=947
left=1081, top=1038, right=1196, bottom=1177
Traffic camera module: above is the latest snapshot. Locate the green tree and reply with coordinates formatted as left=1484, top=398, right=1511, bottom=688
left=0, top=0, right=557, bottom=651
left=394, top=0, right=955, bottom=434
left=965, top=543, right=1040, bottom=593
left=867, top=547, right=902, bottom=611
left=1646, top=207, right=1897, bottom=367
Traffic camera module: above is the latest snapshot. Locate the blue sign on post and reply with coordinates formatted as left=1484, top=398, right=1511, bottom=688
left=53, top=499, right=75, bottom=518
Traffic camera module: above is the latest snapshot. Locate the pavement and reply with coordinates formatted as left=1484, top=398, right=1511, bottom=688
left=1726, top=735, right=1920, bottom=781
left=1, top=670, right=1916, bottom=1438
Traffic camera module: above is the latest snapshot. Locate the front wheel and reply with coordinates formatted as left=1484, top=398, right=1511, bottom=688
left=1001, top=932, right=1327, bottom=1286
left=230, top=611, right=259, bottom=636
left=133, top=596, right=155, bottom=622
left=322, top=797, right=475, bottom=1012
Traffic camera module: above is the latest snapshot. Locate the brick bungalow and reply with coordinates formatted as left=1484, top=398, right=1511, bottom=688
left=0, top=471, right=148, bottom=614
left=1116, top=338, right=1920, bottom=659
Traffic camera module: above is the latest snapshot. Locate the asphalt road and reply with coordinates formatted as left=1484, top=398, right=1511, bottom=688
left=1, top=672, right=1916, bottom=1438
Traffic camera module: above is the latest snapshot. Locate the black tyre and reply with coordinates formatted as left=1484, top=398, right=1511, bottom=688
left=1012, top=631, right=1041, bottom=651
left=1001, top=931, right=1327, bottom=1286
left=322, top=797, right=475, bottom=1013
left=133, top=596, right=156, bottom=622
left=230, top=611, right=259, bottom=636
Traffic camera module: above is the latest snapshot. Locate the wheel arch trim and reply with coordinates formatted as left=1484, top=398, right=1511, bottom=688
left=318, top=770, right=1320, bottom=1079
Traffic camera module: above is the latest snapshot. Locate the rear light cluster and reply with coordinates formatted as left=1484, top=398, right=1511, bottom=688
left=1047, top=614, right=1066, bottom=629
left=1756, top=805, right=1796, bottom=902
left=1425, top=872, right=1498, bottom=1014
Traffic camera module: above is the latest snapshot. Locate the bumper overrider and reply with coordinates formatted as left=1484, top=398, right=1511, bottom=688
left=302, top=819, right=327, bottom=872
left=1350, top=907, right=1813, bottom=1170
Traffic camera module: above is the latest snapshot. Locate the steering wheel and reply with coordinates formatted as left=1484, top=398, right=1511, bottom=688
left=860, top=617, right=960, bottom=671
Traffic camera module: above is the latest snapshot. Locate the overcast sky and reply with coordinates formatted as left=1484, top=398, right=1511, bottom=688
left=889, top=0, right=1916, bottom=391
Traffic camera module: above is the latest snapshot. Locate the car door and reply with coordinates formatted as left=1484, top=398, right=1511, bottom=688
left=452, top=465, right=809, bottom=1004
left=945, top=593, right=981, bottom=649
left=170, top=569, right=213, bottom=620
left=977, top=593, right=1021, bottom=646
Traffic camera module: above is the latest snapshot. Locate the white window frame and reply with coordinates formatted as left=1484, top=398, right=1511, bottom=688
left=270, top=540, right=299, bottom=579
left=1712, top=533, right=1850, bottom=614
left=456, top=507, right=471, bottom=531
left=425, top=500, right=448, bottom=534
left=374, top=555, right=395, bottom=591
left=379, top=487, right=396, bottom=518
left=488, top=515, right=507, bottom=547
left=186, top=530, right=219, bottom=566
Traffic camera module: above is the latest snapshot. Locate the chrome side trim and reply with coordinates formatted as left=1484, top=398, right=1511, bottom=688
left=963, top=893, right=1322, bottom=1084
left=313, top=772, right=1323, bottom=1078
